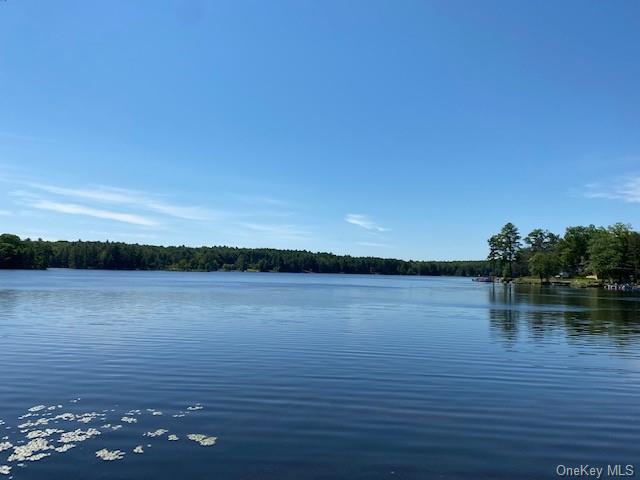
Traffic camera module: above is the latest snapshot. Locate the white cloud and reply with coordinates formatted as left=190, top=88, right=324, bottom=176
left=232, top=194, right=288, bottom=207
left=27, top=183, right=218, bottom=221
left=345, top=214, right=389, bottom=232
left=238, top=222, right=309, bottom=239
left=28, top=183, right=134, bottom=203
left=356, top=241, right=391, bottom=248
left=7, top=177, right=320, bottom=246
left=142, top=201, right=215, bottom=221
left=584, top=175, right=640, bottom=203
left=30, top=199, right=158, bottom=226
left=0, top=210, right=11, bottom=216
left=86, top=230, right=159, bottom=241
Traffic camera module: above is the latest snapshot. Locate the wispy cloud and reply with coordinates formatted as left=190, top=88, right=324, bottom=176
left=4, top=175, right=319, bottom=247
left=583, top=175, right=640, bottom=203
left=29, top=199, right=158, bottom=226
left=345, top=214, right=389, bottom=232
left=356, top=241, right=391, bottom=248
left=0, top=210, right=11, bottom=216
left=27, top=183, right=218, bottom=221
left=238, top=222, right=310, bottom=239
left=232, top=194, right=288, bottom=207
left=87, top=230, right=159, bottom=241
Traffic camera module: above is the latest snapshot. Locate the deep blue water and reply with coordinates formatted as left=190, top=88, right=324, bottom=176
left=1, top=269, right=639, bottom=479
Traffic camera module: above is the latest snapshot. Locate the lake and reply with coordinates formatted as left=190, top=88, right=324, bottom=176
left=1, top=269, right=639, bottom=479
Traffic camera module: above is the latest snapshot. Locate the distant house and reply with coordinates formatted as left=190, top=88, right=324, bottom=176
left=586, top=274, right=598, bottom=280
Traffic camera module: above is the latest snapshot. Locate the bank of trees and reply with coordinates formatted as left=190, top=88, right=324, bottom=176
left=0, top=234, right=491, bottom=277
left=0, top=234, right=49, bottom=269
left=487, top=223, right=640, bottom=282
left=6, top=224, right=638, bottom=281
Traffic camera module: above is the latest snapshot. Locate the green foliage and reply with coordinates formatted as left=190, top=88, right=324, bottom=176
left=0, top=234, right=491, bottom=277
left=524, top=229, right=559, bottom=253
left=586, top=224, right=636, bottom=281
left=488, top=222, right=640, bottom=282
left=558, top=225, right=596, bottom=276
left=486, top=223, right=521, bottom=277
left=528, top=251, right=560, bottom=282
left=587, top=228, right=620, bottom=280
left=0, top=234, right=48, bottom=269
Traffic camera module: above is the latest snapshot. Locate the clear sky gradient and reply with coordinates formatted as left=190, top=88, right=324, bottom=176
left=1, top=0, right=639, bottom=260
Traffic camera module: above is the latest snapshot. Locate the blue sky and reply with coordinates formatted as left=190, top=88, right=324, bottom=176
left=1, top=0, right=639, bottom=260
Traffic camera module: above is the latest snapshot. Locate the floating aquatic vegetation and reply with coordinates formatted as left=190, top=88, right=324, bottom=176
left=187, top=434, right=217, bottom=446
left=58, top=428, right=101, bottom=443
left=25, top=453, right=51, bottom=461
left=18, top=418, right=47, bottom=430
left=54, top=444, right=76, bottom=453
left=26, top=429, right=64, bottom=439
left=3, top=398, right=217, bottom=473
left=19, top=412, right=74, bottom=430
left=7, top=438, right=53, bottom=462
left=95, top=449, right=125, bottom=461
left=76, top=412, right=104, bottom=424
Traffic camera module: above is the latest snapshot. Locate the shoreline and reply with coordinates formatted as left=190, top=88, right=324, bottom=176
left=513, top=276, right=603, bottom=288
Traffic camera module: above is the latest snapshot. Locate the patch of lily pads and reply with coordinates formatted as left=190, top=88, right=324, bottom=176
left=0, top=399, right=217, bottom=476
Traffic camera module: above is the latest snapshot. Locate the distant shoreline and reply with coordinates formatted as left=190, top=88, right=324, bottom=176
left=0, top=234, right=489, bottom=277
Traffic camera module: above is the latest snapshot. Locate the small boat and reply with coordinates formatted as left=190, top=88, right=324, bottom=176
left=472, top=276, right=493, bottom=283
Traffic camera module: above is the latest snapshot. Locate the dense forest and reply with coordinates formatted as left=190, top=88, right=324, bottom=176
left=0, top=234, right=489, bottom=276
left=3, top=223, right=639, bottom=282
left=487, top=222, right=640, bottom=282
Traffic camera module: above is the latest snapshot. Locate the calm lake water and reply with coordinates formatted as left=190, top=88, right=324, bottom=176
left=1, top=269, right=639, bottom=479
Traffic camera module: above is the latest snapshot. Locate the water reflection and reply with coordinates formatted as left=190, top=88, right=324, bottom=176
left=489, top=284, right=640, bottom=345
left=1, top=271, right=640, bottom=479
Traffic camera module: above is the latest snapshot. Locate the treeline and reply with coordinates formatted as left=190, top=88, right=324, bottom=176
left=0, top=234, right=490, bottom=276
left=0, top=234, right=49, bottom=269
left=487, top=223, right=640, bottom=282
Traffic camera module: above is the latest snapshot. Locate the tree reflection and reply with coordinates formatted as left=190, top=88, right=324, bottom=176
left=488, top=284, right=640, bottom=346
left=488, top=285, right=519, bottom=343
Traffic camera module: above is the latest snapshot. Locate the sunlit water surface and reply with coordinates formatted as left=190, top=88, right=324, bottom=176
left=1, top=270, right=639, bottom=479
